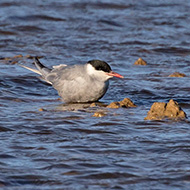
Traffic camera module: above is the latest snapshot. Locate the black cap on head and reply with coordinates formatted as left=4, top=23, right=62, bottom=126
left=87, top=60, right=112, bottom=73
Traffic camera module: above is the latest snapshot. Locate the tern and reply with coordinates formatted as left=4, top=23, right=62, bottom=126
left=20, top=58, right=124, bottom=103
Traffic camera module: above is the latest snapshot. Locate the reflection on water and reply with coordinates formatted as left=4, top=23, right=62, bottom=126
left=0, top=0, right=190, bottom=189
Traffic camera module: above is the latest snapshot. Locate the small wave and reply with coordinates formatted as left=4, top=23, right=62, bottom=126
left=152, top=47, right=190, bottom=55
left=8, top=14, right=65, bottom=22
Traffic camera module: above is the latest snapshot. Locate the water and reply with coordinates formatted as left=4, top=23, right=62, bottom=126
left=0, top=0, right=190, bottom=189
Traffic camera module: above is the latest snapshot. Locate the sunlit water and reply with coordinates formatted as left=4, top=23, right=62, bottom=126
left=1, top=0, right=190, bottom=189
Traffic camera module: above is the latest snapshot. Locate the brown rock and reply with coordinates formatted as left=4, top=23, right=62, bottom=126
left=107, top=98, right=136, bottom=109
left=90, top=102, right=106, bottom=108
left=107, top=102, right=120, bottom=109
left=90, top=103, right=99, bottom=107
left=145, top=102, right=166, bottom=120
left=0, top=55, right=44, bottom=65
left=134, top=58, right=147, bottom=65
left=169, top=72, right=186, bottom=77
left=145, top=99, right=187, bottom=120
left=25, top=55, right=43, bottom=59
left=13, top=55, right=23, bottom=58
left=165, top=99, right=186, bottom=119
left=119, top=98, right=136, bottom=108
left=92, top=111, right=107, bottom=117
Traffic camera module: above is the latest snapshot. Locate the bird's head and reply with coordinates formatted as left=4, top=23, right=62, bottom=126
left=86, top=60, right=124, bottom=81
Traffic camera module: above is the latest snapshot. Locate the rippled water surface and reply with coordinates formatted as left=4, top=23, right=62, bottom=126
left=1, top=0, right=190, bottom=189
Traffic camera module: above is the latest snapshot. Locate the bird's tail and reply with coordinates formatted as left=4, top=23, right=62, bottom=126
left=33, top=57, right=51, bottom=77
left=19, top=57, right=52, bottom=84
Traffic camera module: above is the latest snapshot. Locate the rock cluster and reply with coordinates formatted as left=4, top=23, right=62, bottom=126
left=92, top=98, right=136, bottom=117
left=107, top=98, right=136, bottom=108
left=145, top=99, right=187, bottom=120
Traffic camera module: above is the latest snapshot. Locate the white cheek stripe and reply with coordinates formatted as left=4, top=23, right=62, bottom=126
left=86, top=64, right=111, bottom=81
left=86, top=64, right=96, bottom=75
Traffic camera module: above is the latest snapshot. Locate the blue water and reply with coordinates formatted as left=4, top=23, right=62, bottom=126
left=0, top=0, right=190, bottom=189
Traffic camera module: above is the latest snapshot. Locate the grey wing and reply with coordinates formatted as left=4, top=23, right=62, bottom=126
left=46, top=65, right=84, bottom=84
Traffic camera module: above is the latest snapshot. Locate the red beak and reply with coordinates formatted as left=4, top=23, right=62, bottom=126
left=107, top=71, right=124, bottom=78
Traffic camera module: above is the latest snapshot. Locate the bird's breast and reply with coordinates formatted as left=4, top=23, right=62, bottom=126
left=53, top=77, right=109, bottom=103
